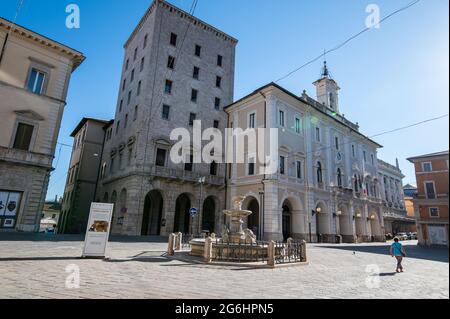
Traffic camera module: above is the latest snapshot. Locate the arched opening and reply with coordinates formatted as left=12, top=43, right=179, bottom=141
left=282, top=200, right=292, bottom=241
left=315, top=202, right=330, bottom=242
left=174, top=193, right=192, bottom=234
left=202, top=196, right=216, bottom=233
left=243, top=196, right=259, bottom=238
left=141, top=190, right=164, bottom=236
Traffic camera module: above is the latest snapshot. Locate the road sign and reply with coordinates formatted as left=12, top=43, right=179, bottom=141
left=189, top=208, right=198, bottom=217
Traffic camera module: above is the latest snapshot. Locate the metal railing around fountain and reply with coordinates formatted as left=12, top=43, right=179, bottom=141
left=274, top=240, right=307, bottom=264
left=180, top=234, right=204, bottom=250
left=212, top=239, right=269, bottom=263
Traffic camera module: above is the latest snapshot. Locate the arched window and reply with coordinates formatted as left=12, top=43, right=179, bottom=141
left=337, top=168, right=342, bottom=187
left=317, top=162, right=323, bottom=184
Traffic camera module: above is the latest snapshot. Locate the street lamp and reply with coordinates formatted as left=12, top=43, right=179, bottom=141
left=197, top=176, right=206, bottom=235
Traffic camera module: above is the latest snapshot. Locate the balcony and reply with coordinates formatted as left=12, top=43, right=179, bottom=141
left=0, top=146, right=53, bottom=169
left=150, top=164, right=225, bottom=186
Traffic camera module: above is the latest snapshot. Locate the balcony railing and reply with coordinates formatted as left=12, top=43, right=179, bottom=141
left=0, top=146, right=53, bottom=168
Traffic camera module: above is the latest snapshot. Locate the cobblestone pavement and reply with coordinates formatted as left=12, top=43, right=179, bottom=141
left=0, top=234, right=448, bottom=299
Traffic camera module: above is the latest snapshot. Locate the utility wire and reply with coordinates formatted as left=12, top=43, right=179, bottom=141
left=0, top=0, right=25, bottom=66
left=275, top=0, right=421, bottom=83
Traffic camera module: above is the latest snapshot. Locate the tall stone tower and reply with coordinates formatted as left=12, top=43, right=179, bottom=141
left=97, top=0, right=237, bottom=236
left=313, top=61, right=340, bottom=113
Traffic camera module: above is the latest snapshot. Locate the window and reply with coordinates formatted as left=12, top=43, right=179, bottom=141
left=189, top=113, right=196, bottom=126
left=191, top=89, right=198, bottom=103
left=214, top=97, right=221, bottom=110
left=429, top=207, right=439, bottom=218
left=248, top=162, right=255, bottom=176
left=125, top=59, right=129, bottom=71
left=279, top=156, right=286, bottom=175
left=165, top=80, right=173, bottom=94
left=279, top=110, right=285, bottom=127
left=27, top=68, right=45, bottom=94
left=422, top=162, right=433, bottom=172
left=315, top=127, right=321, bottom=142
left=352, top=145, right=356, bottom=158
left=296, top=161, right=302, bottom=179
left=13, top=123, right=34, bottom=151
left=195, top=44, right=201, bottom=57
left=133, top=47, right=138, bottom=61
left=335, top=137, right=339, bottom=150
left=425, top=182, right=436, bottom=199
left=127, top=90, right=132, bottom=105
left=116, top=121, right=120, bottom=134
left=140, top=57, right=145, bottom=72
left=295, top=118, right=301, bottom=134
left=167, top=56, right=175, bottom=69
left=155, top=148, right=167, bottom=167
left=193, top=66, right=200, bottom=79
left=122, top=78, right=126, bottom=91
left=184, top=153, right=193, bottom=171
left=137, top=81, right=141, bottom=96
left=363, top=151, right=367, bottom=163
left=217, top=55, right=223, bottom=67
left=124, top=114, right=128, bottom=128
left=213, top=120, right=219, bottom=129
left=216, top=76, right=222, bottom=88
left=143, top=34, right=148, bottom=48
left=119, top=100, right=123, bottom=112
left=162, top=105, right=170, bottom=120
left=371, top=154, right=375, bottom=165
left=170, top=33, right=177, bottom=46
left=134, top=105, right=138, bottom=121
left=337, top=168, right=342, bottom=187
left=210, top=161, right=218, bottom=176
left=317, top=162, right=323, bottom=184
left=249, top=113, right=256, bottom=129
left=131, top=69, right=135, bottom=82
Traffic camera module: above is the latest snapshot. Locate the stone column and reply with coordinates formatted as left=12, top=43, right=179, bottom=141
left=167, top=234, right=175, bottom=256
left=203, top=236, right=213, bottom=263
left=267, top=241, right=275, bottom=267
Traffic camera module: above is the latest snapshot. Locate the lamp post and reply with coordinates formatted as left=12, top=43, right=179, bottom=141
left=198, top=176, right=205, bottom=236
left=310, top=206, right=322, bottom=242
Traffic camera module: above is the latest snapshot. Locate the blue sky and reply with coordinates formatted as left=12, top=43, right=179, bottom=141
left=0, top=0, right=448, bottom=200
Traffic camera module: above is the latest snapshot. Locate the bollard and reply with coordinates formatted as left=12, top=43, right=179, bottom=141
left=203, top=236, right=213, bottom=263
left=267, top=241, right=275, bottom=267
left=167, top=233, right=175, bottom=256
left=300, top=240, right=307, bottom=262
left=175, top=232, right=182, bottom=251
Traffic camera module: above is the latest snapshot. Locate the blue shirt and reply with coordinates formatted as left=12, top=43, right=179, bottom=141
left=392, top=242, right=403, bottom=256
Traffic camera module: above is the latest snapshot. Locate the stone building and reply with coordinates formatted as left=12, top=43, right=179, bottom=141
left=95, top=0, right=237, bottom=236
left=403, top=184, right=417, bottom=218
left=0, top=17, right=84, bottom=232
left=59, top=118, right=112, bottom=234
left=408, top=151, right=449, bottom=246
left=225, top=63, right=387, bottom=243
left=377, top=159, right=415, bottom=235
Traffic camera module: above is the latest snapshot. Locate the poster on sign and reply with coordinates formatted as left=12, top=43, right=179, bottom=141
left=82, top=203, right=114, bottom=258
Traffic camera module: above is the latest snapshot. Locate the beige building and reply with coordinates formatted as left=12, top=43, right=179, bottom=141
left=225, top=63, right=387, bottom=243
left=0, top=17, right=84, bottom=232
left=59, top=118, right=112, bottom=234
left=96, top=0, right=237, bottom=236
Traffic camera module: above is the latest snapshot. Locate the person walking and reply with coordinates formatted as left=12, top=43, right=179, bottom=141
left=390, top=237, right=406, bottom=273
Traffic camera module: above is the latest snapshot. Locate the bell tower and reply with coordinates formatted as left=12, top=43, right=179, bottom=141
left=313, top=61, right=340, bottom=113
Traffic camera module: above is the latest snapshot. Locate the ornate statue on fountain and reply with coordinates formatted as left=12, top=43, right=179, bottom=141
left=223, top=196, right=255, bottom=244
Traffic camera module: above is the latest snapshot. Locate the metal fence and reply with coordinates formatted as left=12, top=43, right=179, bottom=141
left=274, top=240, right=306, bottom=264
left=212, top=239, right=269, bottom=263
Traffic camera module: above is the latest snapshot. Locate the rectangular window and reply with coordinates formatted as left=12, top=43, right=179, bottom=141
left=363, top=151, right=367, bottom=163
left=189, top=113, right=196, bottom=126
left=248, top=162, right=255, bottom=176
left=116, top=121, right=120, bottom=134
left=352, top=145, right=356, bottom=157
left=216, top=76, right=222, bottom=88
left=215, top=97, right=221, bottom=110
left=167, top=56, right=175, bottom=69
left=195, top=44, right=201, bottom=57
left=422, top=162, right=433, bottom=172
left=217, top=55, right=223, bottom=67
left=125, top=59, right=129, bottom=71
left=124, top=114, right=128, bottom=128
left=119, top=100, right=123, bottom=112
left=27, top=68, right=45, bottom=94
left=155, top=149, right=167, bottom=167
left=296, top=161, right=302, bottom=179
left=184, top=154, right=194, bottom=172
left=371, top=154, right=375, bottom=165
left=193, top=66, right=200, bottom=79
left=279, top=110, right=285, bottom=127
left=429, top=207, right=439, bottom=218
left=127, top=90, right=132, bottom=105
left=165, top=80, right=173, bottom=94
left=143, top=34, right=148, bottom=48
left=134, top=105, right=138, bottom=121
left=335, top=137, right=339, bottom=150
left=279, top=156, right=285, bottom=175
left=295, top=118, right=301, bottom=134
left=137, top=81, right=141, bottom=96
left=13, top=123, right=34, bottom=151
left=191, top=89, right=198, bottom=103
left=249, top=113, right=256, bottom=129
left=425, top=182, right=436, bottom=199
left=315, top=127, right=321, bottom=142
left=170, top=33, right=177, bottom=46
left=162, top=104, right=170, bottom=120
left=131, top=69, right=135, bottom=82
left=213, top=120, right=219, bottom=129
left=140, top=57, right=145, bottom=72
left=133, top=47, right=138, bottom=61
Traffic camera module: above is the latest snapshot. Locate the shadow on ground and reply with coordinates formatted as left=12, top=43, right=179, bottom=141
left=317, top=244, right=449, bottom=263
left=0, top=232, right=168, bottom=243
